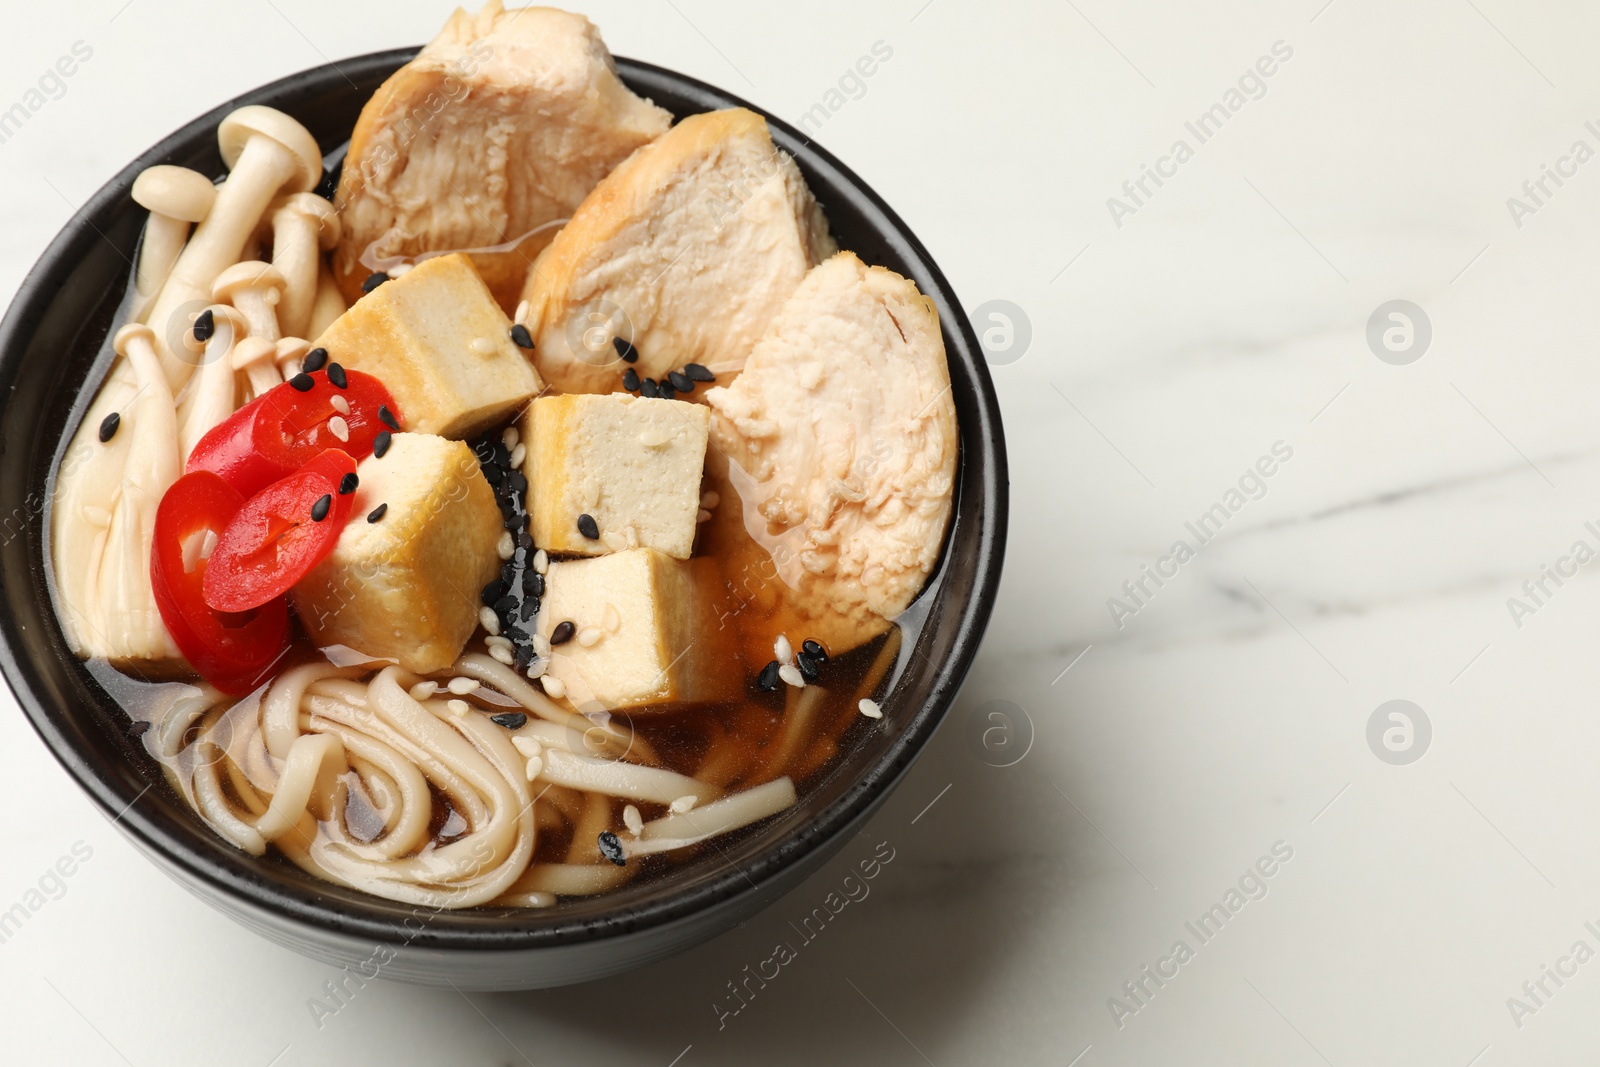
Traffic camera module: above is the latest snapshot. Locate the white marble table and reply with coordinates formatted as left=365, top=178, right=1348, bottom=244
left=5, top=1, right=1600, bottom=1063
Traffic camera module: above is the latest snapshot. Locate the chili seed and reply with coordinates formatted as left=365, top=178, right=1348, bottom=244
left=757, top=660, right=781, bottom=692
left=550, top=620, right=576, bottom=645
left=612, top=337, right=638, bottom=363
left=289, top=372, right=315, bottom=392
left=378, top=405, right=400, bottom=431
left=622, top=367, right=639, bottom=391
left=302, top=347, right=328, bottom=372
left=576, top=513, right=599, bottom=540
left=510, top=323, right=534, bottom=349
left=367, top=503, right=388, bottom=523
left=373, top=430, right=392, bottom=458
left=802, top=639, right=828, bottom=663
left=97, top=411, right=120, bottom=443
left=361, top=271, right=389, bottom=293
left=668, top=370, right=693, bottom=393
left=192, top=308, right=215, bottom=343
left=326, top=362, right=348, bottom=389
left=310, top=494, right=332, bottom=521
left=684, top=363, right=715, bottom=383
left=490, top=711, right=528, bottom=730
left=338, top=472, right=359, bottom=495
left=598, top=830, right=626, bottom=866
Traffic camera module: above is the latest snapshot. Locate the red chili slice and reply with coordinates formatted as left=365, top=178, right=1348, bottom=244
left=186, top=368, right=399, bottom=498
left=202, top=450, right=358, bottom=613
left=151, top=471, right=290, bottom=695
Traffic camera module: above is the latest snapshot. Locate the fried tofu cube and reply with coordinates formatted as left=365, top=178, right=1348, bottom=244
left=521, top=393, right=708, bottom=559
left=537, top=548, right=739, bottom=712
left=292, top=433, right=501, bottom=673
left=312, top=253, right=541, bottom=439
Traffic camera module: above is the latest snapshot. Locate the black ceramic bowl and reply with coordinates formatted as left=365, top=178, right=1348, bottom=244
left=0, top=50, right=1006, bottom=989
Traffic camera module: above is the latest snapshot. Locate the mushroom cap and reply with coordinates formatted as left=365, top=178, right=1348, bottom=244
left=218, top=105, right=322, bottom=194
left=273, top=192, right=342, bottom=249
left=229, top=336, right=279, bottom=371
left=212, top=261, right=289, bottom=301
left=131, top=165, right=217, bottom=223
left=113, top=323, right=156, bottom=357
left=274, top=337, right=311, bottom=361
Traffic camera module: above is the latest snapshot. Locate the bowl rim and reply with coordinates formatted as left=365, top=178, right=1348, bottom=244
left=0, top=48, right=1009, bottom=952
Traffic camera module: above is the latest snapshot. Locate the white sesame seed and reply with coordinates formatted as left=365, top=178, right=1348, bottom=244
left=329, top=394, right=350, bottom=415
left=532, top=634, right=551, bottom=657
left=700, top=491, right=719, bottom=509
left=512, top=736, right=541, bottom=758
left=774, top=635, right=793, bottom=665
left=603, top=603, right=621, bottom=632
left=533, top=549, right=548, bottom=574
left=514, top=300, right=530, bottom=324
left=447, top=677, right=480, bottom=695
left=501, top=426, right=519, bottom=450
left=623, top=804, right=643, bottom=836
left=624, top=525, right=638, bottom=549
left=388, top=262, right=413, bottom=277
left=639, top=427, right=669, bottom=447
left=524, top=755, right=544, bottom=781
left=577, top=626, right=602, bottom=647
left=858, top=698, right=883, bottom=719
left=602, top=531, right=627, bottom=552
left=480, top=606, right=501, bottom=635
left=485, top=635, right=513, bottom=651
left=779, top=663, right=804, bottom=688
left=497, top=530, right=515, bottom=560
left=525, top=657, right=547, bottom=679
left=540, top=674, right=566, bottom=698
left=447, top=699, right=470, bottom=717
left=327, top=415, right=349, bottom=442
left=471, top=337, right=495, bottom=355
left=489, top=644, right=515, bottom=665
left=669, top=795, right=697, bottom=814
left=696, top=509, right=712, bottom=523
left=510, top=443, right=526, bottom=467
left=408, top=681, right=439, bottom=701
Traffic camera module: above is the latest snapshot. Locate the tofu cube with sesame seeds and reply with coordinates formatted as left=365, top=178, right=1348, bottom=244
left=291, top=433, right=503, bottom=674
left=312, top=253, right=541, bottom=440
left=537, top=548, right=740, bottom=711
left=521, top=393, right=709, bottom=559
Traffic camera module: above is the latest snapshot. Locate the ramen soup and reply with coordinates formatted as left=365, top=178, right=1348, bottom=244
left=45, top=2, right=957, bottom=910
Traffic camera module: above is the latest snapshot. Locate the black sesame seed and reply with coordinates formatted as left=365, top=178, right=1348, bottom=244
left=289, top=372, right=315, bottom=392
left=757, top=660, right=781, bottom=692
left=622, top=367, right=640, bottom=392
left=639, top=378, right=660, bottom=399
left=500, top=560, right=517, bottom=587
left=491, top=441, right=511, bottom=468
left=520, top=596, right=539, bottom=622
left=482, top=462, right=504, bottom=487
left=372, top=430, right=392, bottom=458
left=796, top=652, right=820, bottom=682
left=192, top=308, right=215, bottom=344
left=367, top=503, right=388, bottom=523
left=513, top=644, right=534, bottom=671
left=507, top=470, right=527, bottom=495
left=684, top=362, right=716, bottom=383
left=510, top=323, right=534, bottom=349
left=612, top=337, right=638, bottom=363
left=128, top=719, right=152, bottom=738
left=668, top=370, right=694, bottom=393
left=524, top=571, right=545, bottom=598
left=378, top=405, right=400, bottom=431
left=576, top=513, right=599, bottom=540
left=482, top=579, right=507, bottom=606
left=598, top=830, right=627, bottom=866
left=801, top=639, right=828, bottom=663
left=338, top=472, right=359, bottom=495
left=302, top=347, right=329, bottom=372
left=658, top=380, right=677, bottom=401
left=326, top=362, right=348, bottom=389
left=490, top=711, right=528, bottom=730
left=493, top=594, right=516, bottom=619
left=97, top=411, right=120, bottom=443
left=361, top=271, right=389, bottom=293
left=503, top=622, right=529, bottom=644
left=473, top=438, right=496, bottom=464
left=310, top=494, right=332, bottom=522
left=503, top=512, right=525, bottom=532
left=550, top=620, right=576, bottom=645
left=516, top=529, right=533, bottom=551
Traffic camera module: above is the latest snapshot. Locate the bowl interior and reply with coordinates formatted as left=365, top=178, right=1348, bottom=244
left=0, top=49, right=1007, bottom=951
